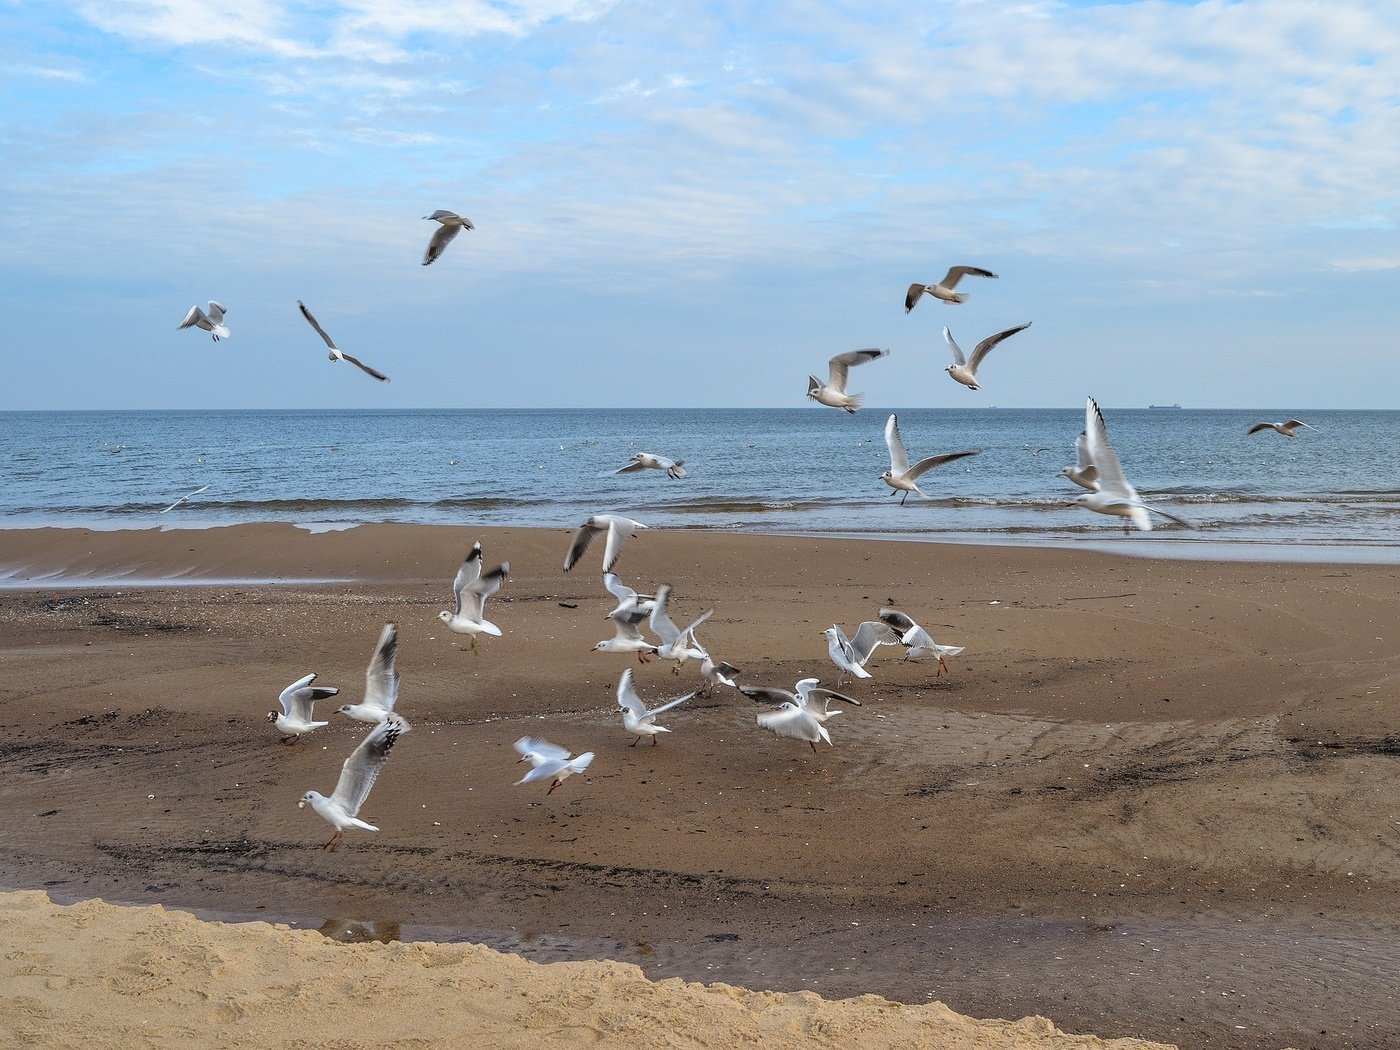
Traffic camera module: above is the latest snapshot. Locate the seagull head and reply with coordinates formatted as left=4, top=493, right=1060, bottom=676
left=336, top=703, right=356, bottom=717
left=297, top=791, right=319, bottom=808
left=878, top=470, right=895, bottom=484
left=437, top=610, right=453, bottom=624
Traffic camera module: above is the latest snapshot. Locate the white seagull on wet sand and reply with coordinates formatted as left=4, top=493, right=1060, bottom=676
left=879, top=608, right=965, bottom=676
left=514, top=736, right=594, bottom=794
left=564, top=515, right=648, bottom=573
left=1060, top=431, right=1100, bottom=492
left=742, top=679, right=862, bottom=751
left=422, top=210, right=473, bottom=266
left=1248, top=418, right=1315, bottom=438
left=593, top=606, right=660, bottom=662
left=617, top=668, right=694, bottom=746
left=649, top=584, right=713, bottom=672
left=613, top=452, right=686, bottom=479
left=267, top=672, right=339, bottom=743
left=905, top=266, right=997, bottom=310
left=296, top=300, right=390, bottom=382
left=177, top=301, right=230, bottom=341
left=159, top=484, right=210, bottom=514
left=942, top=322, right=1032, bottom=390
left=603, top=572, right=656, bottom=619
left=299, top=715, right=409, bottom=851
left=1074, top=397, right=1191, bottom=533
left=822, top=621, right=902, bottom=683
left=337, top=624, right=405, bottom=725
left=880, top=414, right=979, bottom=505
left=438, top=542, right=509, bottom=649
left=807, top=348, right=889, bottom=413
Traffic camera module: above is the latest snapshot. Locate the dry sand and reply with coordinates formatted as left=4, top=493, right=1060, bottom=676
left=2, top=523, right=1398, bottom=1048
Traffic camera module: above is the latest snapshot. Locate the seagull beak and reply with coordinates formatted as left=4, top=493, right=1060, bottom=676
left=297, top=800, right=306, bottom=809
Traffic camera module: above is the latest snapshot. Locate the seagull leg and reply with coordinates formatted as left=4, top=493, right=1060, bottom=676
left=324, top=829, right=343, bottom=852
left=900, top=491, right=909, bottom=506
left=470, top=635, right=478, bottom=652
left=630, top=736, right=641, bottom=747
left=547, top=779, right=561, bottom=795
left=280, top=734, right=299, bottom=745
left=809, top=741, right=818, bottom=753
left=651, top=736, right=659, bottom=746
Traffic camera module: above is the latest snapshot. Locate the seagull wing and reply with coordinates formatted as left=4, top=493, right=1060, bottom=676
left=282, top=675, right=339, bottom=722
left=617, top=669, right=649, bottom=719
left=330, top=716, right=408, bottom=817
left=609, top=607, right=650, bottom=643
left=806, top=686, right=863, bottom=709
left=904, top=283, right=926, bottom=312
left=903, top=449, right=979, bottom=483
left=462, top=563, right=509, bottom=621
left=514, top=736, right=571, bottom=764
left=967, top=321, right=1032, bottom=373
left=601, top=518, right=632, bottom=573
left=614, top=460, right=650, bottom=474
left=1084, top=397, right=1137, bottom=501
left=827, top=348, right=887, bottom=392
left=564, top=521, right=604, bottom=571
left=681, top=608, right=714, bottom=639
left=649, top=584, right=681, bottom=645
left=1247, top=422, right=1275, bottom=435
left=884, top=414, right=909, bottom=474
left=646, top=690, right=695, bottom=718
left=206, top=301, right=227, bottom=324
left=942, top=326, right=967, bottom=366
left=1282, top=419, right=1314, bottom=431
left=851, top=620, right=901, bottom=665
left=338, top=350, right=390, bottom=382
left=159, top=483, right=210, bottom=514
left=603, top=573, right=638, bottom=606
left=879, top=608, right=936, bottom=649
left=177, top=305, right=208, bottom=330
left=941, top=265, right=997, bottom=289
left=451, top=543, right=484, bottom=617
left=363, top=623, right=400, bottom=713
left=757, top=704, right=828, bottom=744
left=738, top=685, right=798, bottom=706
left=1074, top=431, right=1094, bottom=472
left=422, top=223, right=462, bottom=266
left=297, top=301, right=338, bottom=350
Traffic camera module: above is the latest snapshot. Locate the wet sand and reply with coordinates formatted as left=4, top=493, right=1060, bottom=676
left=2, top=523, right=1398, bottom=1048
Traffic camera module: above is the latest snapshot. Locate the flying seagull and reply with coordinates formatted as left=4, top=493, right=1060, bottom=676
left=616, top=668, right=694, bottom=746
left=942, top=322, right=1032, bottom=390
left=878, top=608, right=965, bottom=676
left=422, top=210, right=473, bottom=266
left=807, top=348, right=889, bottom=413
left=592, top=606, right=660, bottom=663
left=1074, top=397, right=1191, bottom=532
left=437, top=541, right=509, bottom=649
left=267, top=672, right=339, bottom=744
left=514, top=736, right=594, bottom=794
left=823, top=621, right=902, bottom=683
left=177, top=301, right=229, bottom=341
left=159, top=484, right=210, bottom=514
left=692, top=629, right=741, bottom=695
left=1248, top=419, right=1315, bottom=437
left=880, top=414, right=979, bottom=505
left=602, top=572, right=656, bottom=619
left=564, top=515, right=648, bottom=573
left=649, top=584, right=712, bottom=672
left=613, top=452, right=686, bottom=479
left=337, top=623, right=405, bottom=725
left=905, top=266, right=997, bottom=310
left=1060, top=431, right=1100, bottom=492
left=299, top=715, right=409, bottom=850
left=296, top=300, right=390, bottom=382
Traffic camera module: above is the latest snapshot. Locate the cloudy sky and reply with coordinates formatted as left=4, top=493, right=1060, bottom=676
left=2, top=0, right=1396, bottom=409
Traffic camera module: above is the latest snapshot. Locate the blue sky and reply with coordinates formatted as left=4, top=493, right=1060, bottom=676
left=2, top=0, right=1397, bottom=409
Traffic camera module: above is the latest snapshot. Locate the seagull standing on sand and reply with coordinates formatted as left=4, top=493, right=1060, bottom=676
left=649, top=584, right=713, bottom=672
left=1248, top=419, right=1315, bottom=437
left=806, top=348, right=889, bottom=413
left=593, top=607, right=660, bottom=662
left=159, top=484, right=210, bottom=514
left=823, top=621, right=901, bottom=683
left=422, top=210, right=473, bottom=266
left=616, top=668, right=694, bottom=746
left=337, top=624, right=405, bottom=725
left=437, top=542, right=509, bottom=649
left=1060, top=431, right=1100, bottom=492
left=299, top=715, right=408, bottom=850
left=296, top=301, right=390, bottom=382
left=878, top=608, right=965, bottom=676
left=941, top=322, right=1032, bottom=390
left=267, top=673, right=338, bottom=744
left=1074, top=397, right=1191, bottom=532
left=880, top=414, right=979, bottom=505
left=177, top=301, right=230, bottom=341
left=514, top=737, right=594, bottom=794
left=564, top=515, right=648, bottom=573
left=613, top=452, right=687, bottom=479
left=905, top=266, right=997, bottom=310
left=742, top=679, right=861, bottom=751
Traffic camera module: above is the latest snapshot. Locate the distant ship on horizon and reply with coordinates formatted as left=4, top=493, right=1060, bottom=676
left=1148, top=403, right=1183, bottom=409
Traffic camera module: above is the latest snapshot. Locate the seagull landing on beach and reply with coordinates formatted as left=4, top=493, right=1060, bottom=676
left=942, top=322, right=1032, bottom=390
left=742, top=679, right=861, bottom=751
left=1248, top=418, right=1315, bottom=438
left=905, top=266, right=997, bottom=311
left=880, top=414, right=979, bottom=505
left=1073, top=397, right=1191, bottom=533
left=806, top=348, right=889, bottom=413
left=296, top=300, right=390, bottom=382
left=159, top=484, right=210, bottom=514
left=617, top=668, right=694, bottom=746
left=299, top=715, right=408, bottom=850
left=1060, top=431, right=1100, bottom=492
left=823, top=621, right=901, bottom=684
left=267, top=673, right=338, bottom=744
left=177, top=301, right=229, bottom=341
left=422, top=210, right=473, bottom=266
left=438, top=542, right=509, bottom=650
left=514, top=736, right=594, bottom=794
left=593, top=607, right=660, bottom=663
left=564, top=515, right=648, bottom=573
left=337, top=624, right=405, bottom=725
left=613, top=452, right=686, bottom=479
left=649, top=584, right=712, bottom=673
left=692, top=629, right=741, bottom=696
left=878, top=608, right=965, bottom=677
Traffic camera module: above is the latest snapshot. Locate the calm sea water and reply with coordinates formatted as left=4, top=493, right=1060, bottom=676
left=2, top=408, right=1398, bottom=560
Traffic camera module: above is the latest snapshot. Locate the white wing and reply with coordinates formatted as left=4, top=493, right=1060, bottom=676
left=1074, top=431, right=1094, bottom=472
left=757, top=704, right=830, bottom=744
left=280, top=673, right=338, bottom=720
left=827, top=348, right=887, bottom=393
left=850, top=620, right=901, bottom=666
left=884, top=414, right=909, bottom=474
left=1084, top=397, right=1137, bottom=501
left=206, top=301, right=226, bottom=324
left=616, top=669, right=648, bottom=719
left=942, top=326, right=967, bottom=366
left=609, top=607, right=651, bottom=642
left=601, top=518, right=633, bottom=572
left=603, top=573, right=638, bottom=606
left=330, top=716, right=408, bottom=817
left=967, top=322, right=1031, bottom=373
left=177, top=305, right=207, bottom=330
left=363, top=624, right=400, bottom=712
left=649, top=584, right=681, bottom=645
left=462, top=563, right=508, bottom=621
left=513, top=736, right=571, bottom=765
left=451, top=543, right=484, bottom=616
left=878, top=608, right=936, bottom=650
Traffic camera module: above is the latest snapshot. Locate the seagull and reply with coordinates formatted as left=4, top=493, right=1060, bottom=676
left=1074, top=397, right=1191, bottom=532
left=1248, top=418, right=1315, bottom=437
left=564, top=515, right=648, bottom=573
left=649, top=584, right=713, bottom=672
left=692, top=630, right=741, bottom=695
left=880, top=414, right=979, bottom=505
left=177, top=301, right=230, bottom=341
left=1060, top=431, right=1100, bottom=492
left=159, top=484, right=210, bottom=514
left=806, top=348, right=889, bottom=413
left=296, top=300, right=390, bottom=382
left=616, top=668, right=694, bottom=746
left=514, top=736, right=594, bottom=794
left=905, top=266, right=997, bottom=310
left=437, top=542, right=509, bottom=649
left=299, top=715, right=409, bottom=851
left=878, top=608, right=965, bottom=676
left=337, top=624, right=405, bottom=725
left=941, top=322, right=1032, bottom=390
left=602, top=572, right=656, bottom=619
left=742, top=679, right=861, bottom=751
left=267, top=672, right=338, bottom=744
left=613, top=452, right=686, bottom=479
left=422, top=210, right=473, bottom=266
left=823, top=621, right=901, bottom=683
left=592, top=606, right=660, bottom=662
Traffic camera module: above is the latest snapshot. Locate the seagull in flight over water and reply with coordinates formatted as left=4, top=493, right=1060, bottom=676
left=422, top=210, right=473, bottom=266
left=159, top=484, right=210, bottom=514
left=1248, top=418, right=1315, bottom=437
left=1073, top=397, right=1191, bottom=532
left=941, top=322, right=1032, bottom=390
left=564, top=515, right=648, bottom=573
left=299, top=715, right=409, bottom=850
left=177, top=301, right=230, bottom=341
left=297, top=300, right=390, bottom=382
left=807, top=348, right=889, bottom=413
left=880, top=414, right=979, bottom=504
left=613, top=452, right=686, bottom=479
left=906, top=266, right=997, bottom=310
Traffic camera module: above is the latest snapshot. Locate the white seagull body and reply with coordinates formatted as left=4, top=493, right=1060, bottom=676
left=177, top=301, right=230, bottom=341
left=1248, top=419, right=1315, bottom=437
left=617, top=668, right=694, bottom=746
left=593, top=606, right=660, bottom=662
left=299, top=715, right=409, bottom=850
left=941, top=322, right=1032, bottom=390
left=1060, top=431, right=1100, bottom=492
left=806, top=348, right=889, bottom=412
left=514, top=736, right=594, bottom=794
left=337, top=624, right=405, bottom=725
left=267, top=672, right=339, bottom=743
left=649, top=584, right=713, bottom=671
left=564, top=515, right=648, bottom=573
left=437, top=541, right=509, bottom=648
left=742, top=679, right=861, bottom=751
left=1074, top=397, right=1191, bottom=532
left=296, top=300, right=390, bottom=382
left=905, top=266, right=997, bottom=310
left=614, top=452, right=686, bottom=479
left=823, top=621, right=901, bottom=682
left=422, top=210, right=473, bottom=266
left=879, top=608, right=965, bottom=676
left=880, top=413, right=979, bottom=504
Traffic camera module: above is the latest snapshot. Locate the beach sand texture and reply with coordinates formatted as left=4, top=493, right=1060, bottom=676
left=1, top=524, right=1397, bottom=1048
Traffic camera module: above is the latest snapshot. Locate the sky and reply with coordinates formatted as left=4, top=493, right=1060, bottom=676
left=1, top=0, right=1397, bottom=410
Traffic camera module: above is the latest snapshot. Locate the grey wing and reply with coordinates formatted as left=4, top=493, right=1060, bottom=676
left=1084, top=397, right=1135, bottom=500
left=451, top=542, right=484, bottom=616
left=297, top=301, right=337, bottom=350
left=288, top=683, right=339, bottom=722
left=339, top=351, right=390, bottom=382
left=425, top=209, right=458, bottom=221
left=614, top=460, right=649, bottom=474
left=1142, top=502, right=1193, bottom=527
left=617, top=669, right=648, bottom=718
left=1282, top=419, right=1313, bottom=430
left=564, top=522, right=602, bottom=571
left=828, top=348, right=886, bottom=391
left=942, top=326, right=967, bottom=366
left=941, top=265, right=997, bottom=288
left=177, top=305, right=207, bottom=330
left=739, top=685, right=798, bottom=705
left=1247, top=422, right=1273, bottom=435
left=884, top=414, right=909, bottom=474
left=903, top=449, right=979, bottom=482
left=610, top=607, right=649, bottom=642
left=1074, top=431, right=1093, bottom=471
left=206, top=301, right=226, bottom=324
left=878, top=608, right=918, bottom=635
left=712, top=661, right=742, bottom=681
left=851, top=620, right=901, bottom=665
left=905, top=283, right=926, bottom=312
left=807, top=686, right=862, bottom=708
left=649, top=584, right=681, bottom=644
left=603, top=573, right=637, bottom=605
left=331, top=717, right=407, bottom=817
left=967, top=321, right=1031, bottom=372
left=463, top=563, right=509, bottom=620
left=363, top=624, right=400, bottom=712
left=422, top=223, right=462, bottom=266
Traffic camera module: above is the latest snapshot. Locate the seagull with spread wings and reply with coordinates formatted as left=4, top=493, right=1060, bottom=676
left=649, top=584, right=712, bottom=672
left=1060, top=431, right=1100, bottom=492
left=514, top=736, right=594, bottom=794
left=422, top=210, right=473, bottom=266
left=336, top=624, right=405, bottom=725
left=177, top=301, right=230, bottom=341
left=806, top=348, right=889, bottom=412
left=742, top=678, right=862, bottom=751
left=437, top=541, right=509, bottom=649
left=1073, top=397, right=1191, bottom=532
left=613, top=452, right=686, bottom=479
left=593, top=606, right=661, bottom=662
left=296, top=300, right=390, bottom=382
left=1248, top=418, right=1315, bottom=438
left=880, top=414, right=979, bottom=505
left=823, top=620, right=902, bottom=683
left=564, top=515, right=648, bottom=573
left=941, top=322, right=1032, bottom=390
left=616, top=668, right=694, bottom=746
left=878, top=608, right=965, bottom=676
left=905, top=266, right=997, bottom=310
left=267, top=672, right=339, bottom=744
left=299, top=715, right=409, bottom=850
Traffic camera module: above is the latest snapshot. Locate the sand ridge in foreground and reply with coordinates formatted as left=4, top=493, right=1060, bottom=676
left=0, top=891, right=1176, bottom=1049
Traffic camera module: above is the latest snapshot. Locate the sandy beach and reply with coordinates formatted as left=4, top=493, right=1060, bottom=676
left=2, top=524, right=1398, bottom=1048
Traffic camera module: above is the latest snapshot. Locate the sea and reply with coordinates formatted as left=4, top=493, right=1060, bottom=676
left=2, top=407, right=1398, bottom=562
